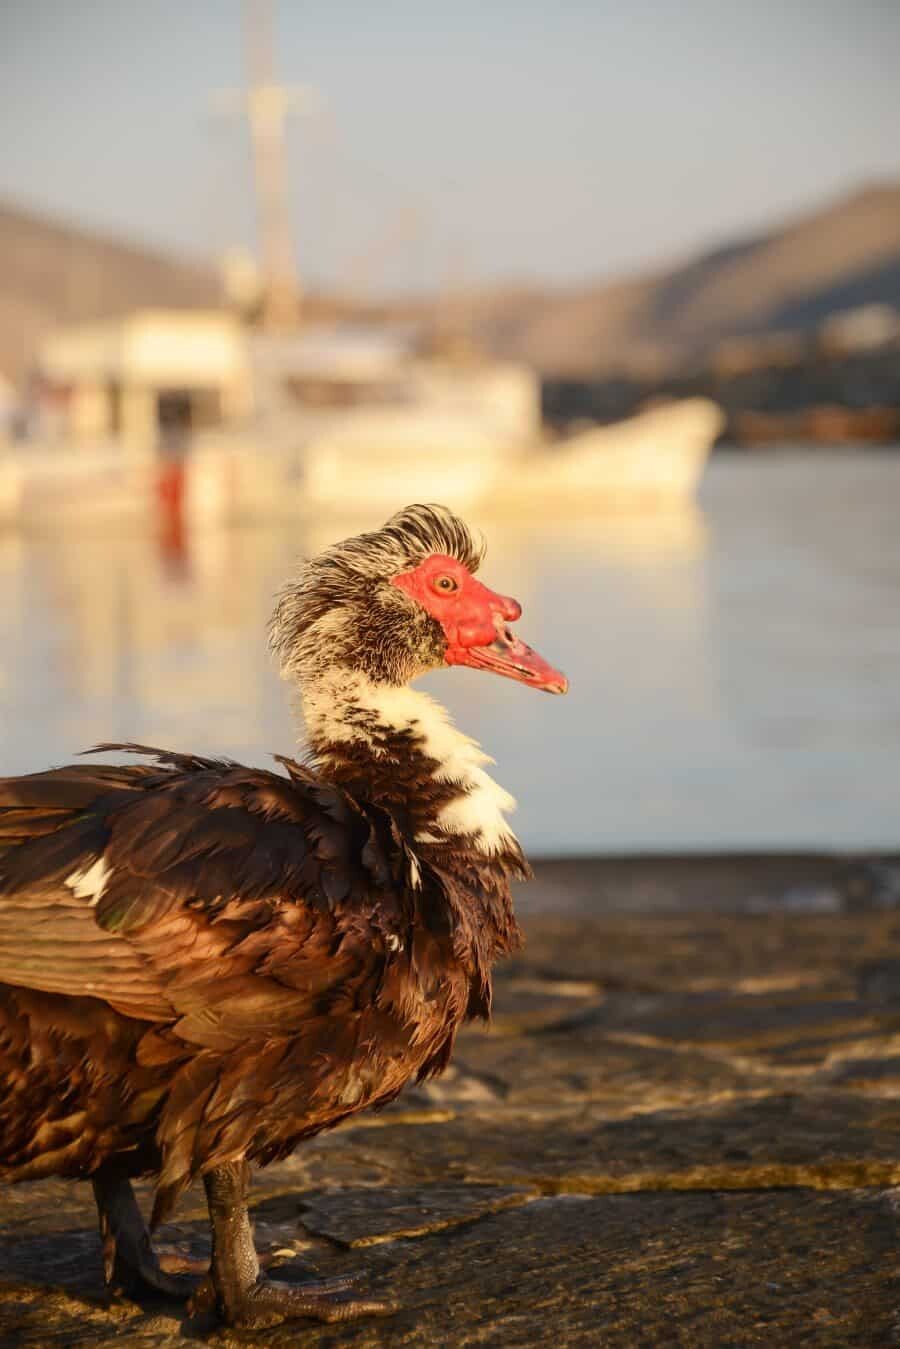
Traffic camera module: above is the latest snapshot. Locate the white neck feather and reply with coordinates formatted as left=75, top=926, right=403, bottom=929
left=301, top=671, right=518, bottom=855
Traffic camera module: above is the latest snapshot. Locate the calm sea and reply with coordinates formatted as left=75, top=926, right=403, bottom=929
left=1, top=450, right=898, bottom=856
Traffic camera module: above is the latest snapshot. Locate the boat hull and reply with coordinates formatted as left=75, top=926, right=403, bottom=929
left=189, top=398, right=724, bottom=524
left=488, top=399, right=724, bottom=511
left=0, top=399, right=723, bottom=529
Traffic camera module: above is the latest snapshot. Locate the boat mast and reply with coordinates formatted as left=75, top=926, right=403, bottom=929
left=241, top=0, right=305, bottom=329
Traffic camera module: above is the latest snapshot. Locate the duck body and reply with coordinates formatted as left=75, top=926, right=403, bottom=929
left=0, top=505, right=563, bottom=1325
left=0, top=727, right=525, bottom=1222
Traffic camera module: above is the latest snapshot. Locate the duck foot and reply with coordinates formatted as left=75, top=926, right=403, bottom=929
left=201, top=1161, right=397, bottom=1327
left=190, top=1271, right=396, bottom=1328
left=91, top=1165, right=195, bottom=1301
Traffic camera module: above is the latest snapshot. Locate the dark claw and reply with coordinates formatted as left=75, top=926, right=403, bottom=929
left=157, top=1250, right=211, bottom=1278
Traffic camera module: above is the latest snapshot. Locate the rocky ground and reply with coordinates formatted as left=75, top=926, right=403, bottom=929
left=2, top=855, right=900, bottom=1346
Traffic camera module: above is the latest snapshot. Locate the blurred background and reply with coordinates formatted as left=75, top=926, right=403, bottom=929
left=1, top=0, right=898, bottom=859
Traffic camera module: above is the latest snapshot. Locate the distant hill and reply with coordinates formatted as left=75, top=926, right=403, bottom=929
left=470, top=183, right=900, bottom=377
left=0, top=201, right=220, bottom=383
left=2, top=181, right=899, bottom=386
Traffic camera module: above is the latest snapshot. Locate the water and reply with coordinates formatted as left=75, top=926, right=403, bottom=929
left=1, top=450, right=898, bottom=856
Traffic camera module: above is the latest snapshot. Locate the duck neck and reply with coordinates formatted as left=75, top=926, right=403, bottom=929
left=301, top=669, right=528, bottom=1002
left=300, top=669, right=522, bottom=860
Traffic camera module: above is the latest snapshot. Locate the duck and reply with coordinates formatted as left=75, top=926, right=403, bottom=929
left=0, top=503, right=567, bottom=1327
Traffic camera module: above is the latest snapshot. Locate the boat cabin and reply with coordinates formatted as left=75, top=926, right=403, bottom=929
left=250, top=324, right=541, bottom=442
left=35, top=311, right=253, bottom=455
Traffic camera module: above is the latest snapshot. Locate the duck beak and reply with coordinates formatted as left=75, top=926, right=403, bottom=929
left=461, top=616, right=569, bottom=694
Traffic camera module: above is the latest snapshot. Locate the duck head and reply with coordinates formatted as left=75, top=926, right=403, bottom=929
left=270, top=503, right=568, bottom=695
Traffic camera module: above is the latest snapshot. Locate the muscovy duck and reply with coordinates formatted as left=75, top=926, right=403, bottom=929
left=0, top=503, right=567, bottom=1326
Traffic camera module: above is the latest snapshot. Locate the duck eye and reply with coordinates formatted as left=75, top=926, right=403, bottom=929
left=433, top=574, right=458, bottom=594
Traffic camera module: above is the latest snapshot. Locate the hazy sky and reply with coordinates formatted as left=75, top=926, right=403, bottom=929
left=3, top=1, right=900, bottom=292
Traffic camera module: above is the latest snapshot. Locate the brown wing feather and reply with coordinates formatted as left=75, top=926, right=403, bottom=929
left=0, top=746, right=469, bottom=1219
left=0, top=746, right=407, bottom=1026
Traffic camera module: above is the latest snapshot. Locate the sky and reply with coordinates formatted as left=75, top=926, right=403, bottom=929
left=2, top=1, right=900, bottom=294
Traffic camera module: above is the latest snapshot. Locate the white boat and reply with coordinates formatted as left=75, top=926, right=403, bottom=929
left=184, top=396, right=723, bottom=526
left=0, top=395, right=723, bottom=530
left=0, top=310, right=722, bottom=528
left=185, top=333, right=723, bottom=523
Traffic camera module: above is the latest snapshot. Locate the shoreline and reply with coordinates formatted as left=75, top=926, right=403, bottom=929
left=522, top=850, right=900, bottom=914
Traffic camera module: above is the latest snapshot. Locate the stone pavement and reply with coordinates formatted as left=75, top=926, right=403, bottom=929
left=2, top=856, right=900, bottom=1346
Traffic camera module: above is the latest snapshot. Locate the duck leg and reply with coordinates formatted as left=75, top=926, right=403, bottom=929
left=91, top=1164, right=195, bottom=1299
left=200, top=1159, right=396, bottom=1327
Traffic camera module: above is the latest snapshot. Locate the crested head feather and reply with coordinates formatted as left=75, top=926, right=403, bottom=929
left=344, top=503, right=485, bottom=579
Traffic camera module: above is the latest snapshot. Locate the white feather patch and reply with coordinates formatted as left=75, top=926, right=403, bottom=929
left=303, top=675, right=518, bottom=855
left=406, top=850, right=423, bottom=889
left=65, top=856, right=111, bottom=906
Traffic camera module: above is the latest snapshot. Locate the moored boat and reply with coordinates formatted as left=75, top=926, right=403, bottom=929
left=184, top=396, right=723, bottom=525
left=0, top=395, right=723, bottom=530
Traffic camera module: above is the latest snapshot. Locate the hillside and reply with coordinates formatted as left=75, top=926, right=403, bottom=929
left=0, top=201, right=220, bottom=382
left=1, top=182, right=898, bottom=385
left=472, top=183, right=900, bottom=377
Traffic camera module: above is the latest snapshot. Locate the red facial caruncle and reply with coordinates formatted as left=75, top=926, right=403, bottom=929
left=390, top=553, right=568, bottom=694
